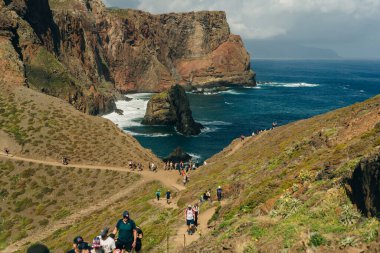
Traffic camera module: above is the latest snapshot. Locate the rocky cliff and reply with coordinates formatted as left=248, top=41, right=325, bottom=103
left=2, top=0, right=255, bottom=113
left=142, top=85, right=203, bottom=135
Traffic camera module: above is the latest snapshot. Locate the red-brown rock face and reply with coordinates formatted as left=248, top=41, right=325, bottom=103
left=50, top=1, right=256, bottom=93
left=1, top=0, right=255, bottom=114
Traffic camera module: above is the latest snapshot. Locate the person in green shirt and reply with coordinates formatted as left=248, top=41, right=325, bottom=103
left=113, top=211, right=137, bottom=253
left=155, top=189, right=161, bottom=201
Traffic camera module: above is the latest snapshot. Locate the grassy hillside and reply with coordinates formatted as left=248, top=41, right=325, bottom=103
left=0, top=83, right=161, bottom=167
left=177, top=95, right=380, bottom=252
left=0, top=159, right=139, bottom=250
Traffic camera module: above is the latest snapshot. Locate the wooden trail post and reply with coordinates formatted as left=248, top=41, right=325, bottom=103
left=184, top=234, right=186, bottom=248
left=166, top=232, right=169, bottom=253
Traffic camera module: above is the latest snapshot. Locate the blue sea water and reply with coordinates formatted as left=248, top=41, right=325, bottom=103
left=104, top=60, right=380, bottom=162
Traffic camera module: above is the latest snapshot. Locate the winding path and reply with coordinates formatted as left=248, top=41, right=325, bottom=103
left=0, top=153, right=185, bottom=253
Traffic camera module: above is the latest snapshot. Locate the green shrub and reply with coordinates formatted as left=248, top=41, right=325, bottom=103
left=309, top=232, right=327, bottom=247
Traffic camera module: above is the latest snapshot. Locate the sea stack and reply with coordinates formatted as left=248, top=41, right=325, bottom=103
left=142, top=85, right=204, bottom=135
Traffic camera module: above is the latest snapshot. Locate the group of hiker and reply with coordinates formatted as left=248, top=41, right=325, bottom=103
left=155, top=189, right=172, bottom=204
left=66, top=211, right=143, bottom=253
left=25, top=211, right=143, bottom=253
left=184, top=186, right=223, bottom=235
left=164, top=160, right=198, bottom=171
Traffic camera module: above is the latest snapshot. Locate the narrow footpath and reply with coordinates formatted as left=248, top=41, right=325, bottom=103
left=0, top=153, right=184, bottom=253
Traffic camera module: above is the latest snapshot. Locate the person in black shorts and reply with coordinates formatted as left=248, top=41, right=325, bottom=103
left=135, top=226, right=143, bottom=253
left=113, top=211, right=137, bottom=253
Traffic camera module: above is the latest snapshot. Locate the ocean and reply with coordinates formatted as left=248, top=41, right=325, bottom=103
left=104, top=59, right=380, bottom=163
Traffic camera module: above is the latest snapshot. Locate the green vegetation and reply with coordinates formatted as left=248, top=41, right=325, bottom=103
left=180, top=95, right=380, bottom=252
left=0, top=160, right=139, bottom=249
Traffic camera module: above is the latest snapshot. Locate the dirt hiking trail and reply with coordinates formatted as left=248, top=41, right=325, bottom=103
left=0, top=153, right=185, bottom=253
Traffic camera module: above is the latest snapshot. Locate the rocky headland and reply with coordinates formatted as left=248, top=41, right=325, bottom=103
left=142, top=85, right=204, bottom=135
left=0, top=0, right=255, bottom=114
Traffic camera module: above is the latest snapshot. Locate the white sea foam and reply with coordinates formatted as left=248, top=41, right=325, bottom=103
left=123, top=130, right=172, bottom=137
left=243, top=86, right=261, bottom=89
left=103, top=93, right=152, bottom=128
left=188, top=153, right=201, bottom=160
left=201, top=126, right=219, bottom=134
left=258, top=82, right=319, bottom=88
left=359, top=90, right=365, bottom=93
left=220, top=90, right=243, bottom=95
left=225, top=102, right=233, bottom=105
left=199, top=120, right=232, bottom=126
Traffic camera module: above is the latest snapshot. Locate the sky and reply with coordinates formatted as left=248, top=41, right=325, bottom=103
left=104, top=0, right=380, bottom=59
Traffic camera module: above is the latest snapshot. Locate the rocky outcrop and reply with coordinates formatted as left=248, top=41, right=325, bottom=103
left=49, top=0, right=256, bottom=92
left=1, top=0, right=255, bottom=114
left=164, top=147, right=192, bottom=163
left=347, top=153, right=380, bottom=218
left=142, top=85, right=203, bottom=135
left=0, top=0, right=116, bottom=114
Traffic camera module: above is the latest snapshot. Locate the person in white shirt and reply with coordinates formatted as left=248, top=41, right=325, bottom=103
left=185, top=205, right=195, bottom=235
left=99, top=227, right=116, bottom=253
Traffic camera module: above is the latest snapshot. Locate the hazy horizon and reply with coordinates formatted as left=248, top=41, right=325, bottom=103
left=104, top=0, right=380, bottom=59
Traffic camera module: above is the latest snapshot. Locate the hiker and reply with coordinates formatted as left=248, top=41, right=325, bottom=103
left=67, top=236, right=91, bottom=253
left=217, top=186, right=223, bottom=201
left=183, top=174, right=188, bottom=186
left=129, top=161, right=133, bottom=170
left=113, top=211, right=137, bottom=253
left=4, top=147, right=10, bottom=156
left=240, top=135, right=245, bottom=141
left=206, top=189, right=212, bottom=203
left=91, top=237, right=102, bottom=253
left=99, top=227, right=116, bottom=253
left=193, top=203, right=200, bottom=227
left=27, top=243, right=50, bottom=253
left=166, top=190, right=171, bottom=204
left=200, top=194, right=205, bottom=204
left=185, top=205, right=196, bottom=235
left=272, top=122, right=278, bottom=129
left=202, top=192, right=208, bottom=202
left=155, top=189, right=161, bottom=201
left=169, top=161, right=173, bottom=170
left=135, top=226, right=143, bottom=253
left=62, top=156, right=69, bottom=165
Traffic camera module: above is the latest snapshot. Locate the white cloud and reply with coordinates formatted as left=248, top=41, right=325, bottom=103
left=131, top=0, right=380, bottom=40
left=106, top=0, right=380, bottom=57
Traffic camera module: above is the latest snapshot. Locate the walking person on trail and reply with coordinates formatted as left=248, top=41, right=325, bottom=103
left=193, top=203, right=200, bottom=227
left=91, top=237, right=102, bottom=253
left=156, top=189, right=161, bottom=201
left=67, top=236, right=91, bottom=253
left=113, top=211, right=137, bottom=253
left=185, top=205, right=196, bottom=235
left=135, top=226, right=143, bottom=253
left=4, top=147, right=10, bottom=156
left=166, top=190, right=171, bottom=204
left=99, top=227, right=116, bottom=253
left=206, top=189, right=212, bottom=203
left=217, top=186, right=223, bottom=201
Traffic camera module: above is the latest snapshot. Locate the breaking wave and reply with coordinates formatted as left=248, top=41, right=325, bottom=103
left=258, top=82, right=320, bottom=88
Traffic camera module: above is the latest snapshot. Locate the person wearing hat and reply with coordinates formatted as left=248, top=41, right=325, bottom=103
left=99, top=227, right=116, bottom=253
left=166, top=190, right=171, bottom=204
left=91, top=237, right=102, bottom=253
left=112, top=211, right=137, bottom=253
left=217, top=186, right=223, bottom=201
left=185, top=205, right=195, bottom=235
left=67, top=236, right=91, bottom=253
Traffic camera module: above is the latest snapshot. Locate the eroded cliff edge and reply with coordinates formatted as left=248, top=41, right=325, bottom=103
left=1, top=0, right=255, bottom=114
